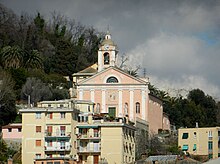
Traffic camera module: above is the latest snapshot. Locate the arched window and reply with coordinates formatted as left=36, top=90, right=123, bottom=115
left=104, top=52, right=110, bottom=64
left=106, top=76, right=118, bottom=83
left=124, top=103, right=128, bottom=116
left=136, top=102, right=140, bottom=113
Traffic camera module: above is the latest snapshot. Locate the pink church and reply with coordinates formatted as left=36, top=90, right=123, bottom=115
left=71, top=32, right=170, bottom=134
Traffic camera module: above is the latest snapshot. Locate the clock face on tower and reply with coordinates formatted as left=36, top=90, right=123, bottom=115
left=104, top=44, right=109, bottom=50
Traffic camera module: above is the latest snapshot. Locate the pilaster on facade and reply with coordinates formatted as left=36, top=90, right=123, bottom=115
left=129, top=89, right=134, bottom=121
left=101, top=89, right=106, bottom=113
left=118, top=89, right=123, bottom=117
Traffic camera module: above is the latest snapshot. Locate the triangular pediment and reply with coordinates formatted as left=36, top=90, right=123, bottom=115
left=78, top=66, right=148, bottom=85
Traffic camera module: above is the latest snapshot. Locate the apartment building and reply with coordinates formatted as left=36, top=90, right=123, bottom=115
left=20, top=99, right=94, bottom=164
left=76, top=113, right=136, bottom=164
left=178, top=127, right=220, bottom=159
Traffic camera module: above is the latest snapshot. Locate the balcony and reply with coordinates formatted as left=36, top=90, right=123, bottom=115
left=45, top=145, right=71, bottom=152
left=45, top=131, right=71, bottom=140
left=77, top=146, right=101, bottom=153
left=77, top=132, right=100, bottom=140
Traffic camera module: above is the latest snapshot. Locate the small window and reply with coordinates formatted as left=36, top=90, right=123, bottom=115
left=136, top=102, right=140, bottom=113
left=60, top=112, right=65, bottom=119
left=36, top=112, right=41, bottom=119
left=47, top=140, right=52, bottom=147
left=8, top=128, right=12, bottom=132
left=35, top=154, right=41, bottom=159
left=18, top=128, right=22, bottom=132
left=36, top=126, right=41, bottom=133
left=182, top=144, right=188, bottom=151
left=208, top=141, right=213, bottom=150
left=36, top=140, right=41, bottom=147
left=194, top=132, right=197, bottom=138
left=208, top=131, right=213, bottom=139
left=182, top=133, right=188, bottom=139
left=47, top=112, right=53, bottom=119
left=193, top=144, right=196, bottom=151
left=106, top=76, right=118, bottom=83
left=88, top=105, right=90, bottom=112
left=124, top=103, right=128, bottom=115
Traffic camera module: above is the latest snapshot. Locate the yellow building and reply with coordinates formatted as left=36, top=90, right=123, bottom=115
left=76, top=114, right=136, bottom=164
left=178, top=127, right=220, bottom=159
left=20, top=99, right=94, bottom=164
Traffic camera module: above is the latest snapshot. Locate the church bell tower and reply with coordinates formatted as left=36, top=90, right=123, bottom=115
left=98, top=31, right=118, bottom=72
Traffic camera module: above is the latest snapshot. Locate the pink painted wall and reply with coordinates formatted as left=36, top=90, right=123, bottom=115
left=148, top=95, right=163, bottom=134
left=2, top=124, right=22, bottom=139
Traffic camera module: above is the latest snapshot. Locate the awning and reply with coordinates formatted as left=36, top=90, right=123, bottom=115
left=182, top=145, right=188, bottom=151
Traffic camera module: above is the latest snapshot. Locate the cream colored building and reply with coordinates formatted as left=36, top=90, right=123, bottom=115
left=76, top=114, right=136, bottom=164
left=20, top=99, right=94, bottom=164
left=178, top=127, right=220, bottom=159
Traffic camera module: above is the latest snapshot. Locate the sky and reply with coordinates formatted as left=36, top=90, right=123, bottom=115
left=2, top=0, right=220, bottom=99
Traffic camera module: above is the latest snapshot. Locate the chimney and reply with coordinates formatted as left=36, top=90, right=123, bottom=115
left=196, top=122, right=199, bottom=128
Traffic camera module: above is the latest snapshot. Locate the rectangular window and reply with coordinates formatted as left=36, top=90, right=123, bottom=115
left=47, top=112, right=53, bottom=119
left=182, top=133, right=189, bottom=139
left=182, top=144, right=188, bottom=151
left=35, top=154, right=41, bottom=159
left=47, top=140, right=52, bottom=147
left=54, top=162, right=61, bottom=164
left=60, top=126, right=66, bottom=136
left=47, top=126, right=52, bottom=136
left=208, top=141, right=213, bottom=150
left=8, top=128, right=12, bottom=132
left=36, top=126, right=41, bottom=133
left=36, top=140, right=41, bottom=147
left=36, top=112, right=41, bottom=119
left=60, top=112, right=66, bottom=119
left=193, top=144, right=197, bottom=151
left=208, top=131, right=213, bottom=140
left=18, top=128, right=22, bottom=132
left=60, top=141, right=65, bottom=149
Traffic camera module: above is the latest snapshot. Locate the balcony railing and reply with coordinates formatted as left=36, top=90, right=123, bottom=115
left=45, top=132, right=71, bottom=138
left=77, top=146, right=101, bottom=153
left=77, top=133, right=100, bottom=139
left=45, top=145, right=71, bottom=152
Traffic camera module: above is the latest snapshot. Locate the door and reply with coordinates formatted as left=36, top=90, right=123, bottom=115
left=108, top=107, right=116, bottom=117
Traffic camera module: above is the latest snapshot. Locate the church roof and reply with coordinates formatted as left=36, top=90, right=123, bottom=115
left=73, top=63, right=98, bottom=76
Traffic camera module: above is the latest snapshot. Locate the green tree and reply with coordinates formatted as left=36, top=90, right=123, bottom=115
left=1, top=45, right=24, bottom=69
left=0, top=70, right=17, bottom=126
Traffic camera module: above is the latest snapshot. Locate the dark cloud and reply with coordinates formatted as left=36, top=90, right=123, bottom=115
left=2, top=0, right=220, bottom=98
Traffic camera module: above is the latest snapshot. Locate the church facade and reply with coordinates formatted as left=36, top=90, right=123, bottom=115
left=71, top=32, right=170, bottom=135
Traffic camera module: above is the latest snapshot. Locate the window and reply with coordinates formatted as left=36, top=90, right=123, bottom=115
left=36, top=112, right=41, bottom=119
left=60, top=112, right=65, bottom=119
left=36, top=140, right=41, bottom=147
left=208, top=141, right=213, bottom=150
left=36, top=126, right=41, bottom=133
left=60, top=141, right=65, bottom=149
left=54, top=162, right=61, bottom=164
left=60, top=104, right=64, bottom=108
left=48, top=104, right=51, bottom=108
left=96, top=103, right=100, bottom=113
left=47, top=112, right=53, bottom=119
left=104, top=52, right=110, bottom=64
left=8, top=128, right=12, bottom=132
left=208, top=131, right=213, bottom=140
left=88, top=105, right=90, bottom=112
left=193, top=132, right=197, bottom=138
left=136, top=102, right=140, bottom=113
left=46, top=162, right=53, bottom=164
left=193, top=144, right=197, bottom=151
left=35, top=154, right=41, bottom=159
left=18, top=128, right=22, bottom=132
left=47, top=140, right=52, bottom=147
left=47, top=126, right=52, bottom=136
left=60, top=126, right=66, bottom=136
left=182, top=133, right=189, bottom=139
left=106, top=76, right=118, bottom=83
left=182, top=144, right=188, bottom=151
left=124, top=103, right=128, bottom=116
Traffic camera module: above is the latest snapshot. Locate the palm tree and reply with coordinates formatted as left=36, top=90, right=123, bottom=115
left=23, top=50, right=43, bottom=69
left=1, top=45, right=24, bottom=69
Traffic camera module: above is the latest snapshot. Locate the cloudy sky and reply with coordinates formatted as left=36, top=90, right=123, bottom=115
left=2, top=0, right=220, bottom=99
